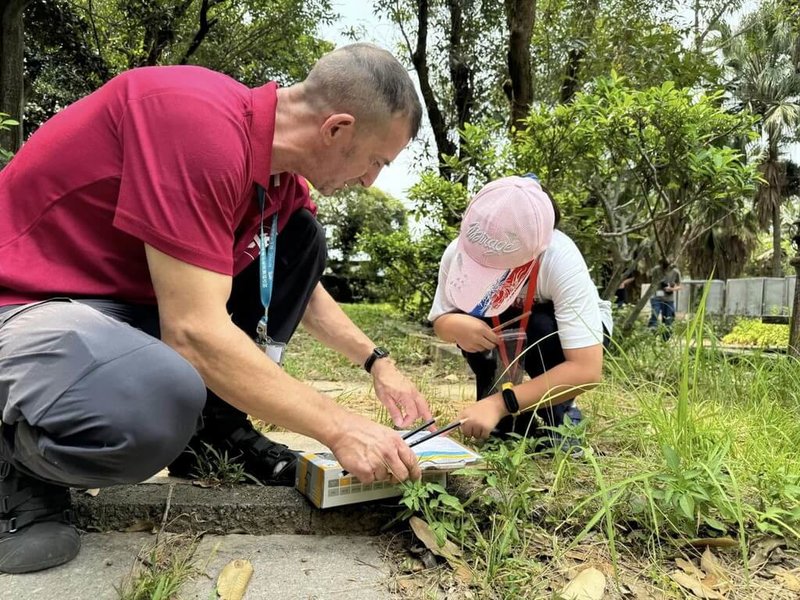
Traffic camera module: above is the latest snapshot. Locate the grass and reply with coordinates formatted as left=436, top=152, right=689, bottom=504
left=283, top=303, right=466, bottom=382
left=286, top=302, right=800, bottom=598
left=118, top=302, right=800, bottom=598
left=116, top=534, right=201, bottom=600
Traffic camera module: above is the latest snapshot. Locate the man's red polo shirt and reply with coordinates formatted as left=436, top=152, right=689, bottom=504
left=0, top=66, right=315, bottom=306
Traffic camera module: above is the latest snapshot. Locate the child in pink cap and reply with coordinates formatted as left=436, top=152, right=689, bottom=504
left=428, top=175, right=613, bottom=449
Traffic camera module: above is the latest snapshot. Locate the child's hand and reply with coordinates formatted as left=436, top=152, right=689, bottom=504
left=459, top=395, right=507, bottom=439
left=451, top=315, right=499, bottom=352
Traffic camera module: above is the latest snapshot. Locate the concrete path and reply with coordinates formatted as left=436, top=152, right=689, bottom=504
left=0, top=533, right=392, bottom=599
left=0, top=430, right=402, bottom=599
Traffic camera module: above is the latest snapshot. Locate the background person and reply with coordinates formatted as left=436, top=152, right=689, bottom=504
left=647, top=259, right=682, bottom=340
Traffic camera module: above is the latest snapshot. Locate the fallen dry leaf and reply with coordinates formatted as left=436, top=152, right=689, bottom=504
left=191, top=479, right=217, bottom=489
left=676, top=557, right=705, bottom=580
left=84, top=488, right=100, bottom=497
left=217, top=559, right=254, bottom=600
left=409, top=516, right=473, bottom=583
left=683, top=537, right=738, bottom=549
left=670, top=570, right=725, bottom=599
left=701, top=548, right=728, bottom=582
left=560, top=567, right=606, bottom=600
left=772, top=568, right=800, bottom=593
left=409, top=516, right=462, bottom=561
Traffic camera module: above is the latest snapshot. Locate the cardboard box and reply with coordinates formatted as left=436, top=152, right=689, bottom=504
left=295, top=435, right=482, bottom=509
left=295, top=452, right=447, bottom=509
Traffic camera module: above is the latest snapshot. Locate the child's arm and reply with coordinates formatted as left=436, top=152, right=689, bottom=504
left=432, top=313, right=499, bottom=353
left=459, top=343, right=603, bottom=439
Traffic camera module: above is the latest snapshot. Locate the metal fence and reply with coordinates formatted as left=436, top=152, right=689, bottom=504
left=644, top=277, right=797, bottom=318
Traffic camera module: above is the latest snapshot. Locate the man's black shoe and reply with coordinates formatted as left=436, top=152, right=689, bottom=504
left=168, top=420, right=298, bottom=486
left=0, top=459, right=80, bottom=574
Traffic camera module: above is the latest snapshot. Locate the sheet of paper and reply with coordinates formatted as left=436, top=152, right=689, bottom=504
left=404, top=432, right=482, bottom=469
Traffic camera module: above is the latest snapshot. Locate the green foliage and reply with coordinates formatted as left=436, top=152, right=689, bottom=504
left=315, top=187, right=407, bottom=301
left=380, top=74, right=759, bottom=321
left=722, top=318, right=789, bottom=347
left=359, top=172, right=467, bottom=320
left=0, top=113, right=19, bottom=166
left=397, top=481, right=466, bottom=546
left=186, top=442, right=261, bottom=487
left=22, top=0, right=333, bottom=133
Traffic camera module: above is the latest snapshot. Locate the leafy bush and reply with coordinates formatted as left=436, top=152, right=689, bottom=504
left=721, top=318, right=789, bottom=347
left=0, top=112, right=19, bottom=166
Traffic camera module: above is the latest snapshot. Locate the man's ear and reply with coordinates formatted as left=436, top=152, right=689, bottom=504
left=320, top=113, right=355, bottom=146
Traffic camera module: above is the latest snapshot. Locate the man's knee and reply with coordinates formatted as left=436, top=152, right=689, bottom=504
left=1, top=301, right=206, bottom=486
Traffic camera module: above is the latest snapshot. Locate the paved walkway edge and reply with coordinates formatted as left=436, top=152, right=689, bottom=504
left=71, top=483, right=401, bottom=536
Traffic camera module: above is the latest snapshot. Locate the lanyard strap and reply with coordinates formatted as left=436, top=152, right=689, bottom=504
left=258, top=185, right=279, bottom=325
left=492, top=260, right=541, bottom=370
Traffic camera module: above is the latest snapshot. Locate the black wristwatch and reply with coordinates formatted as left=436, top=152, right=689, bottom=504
left=364, top=346, right=390, bottom=373
left=501, top=383, right=520, bottom=415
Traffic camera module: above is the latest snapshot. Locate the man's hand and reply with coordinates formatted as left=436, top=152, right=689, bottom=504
left=438, top=314, right=499, bottom=353
left=459, top=395, right=507, bottom=439
left=328, top=414, right=422, bottom=483
left=371, top=359, right=433, bottom=428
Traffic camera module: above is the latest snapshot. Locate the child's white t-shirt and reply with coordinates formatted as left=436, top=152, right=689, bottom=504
left=428, top=230, right=613, bottom=350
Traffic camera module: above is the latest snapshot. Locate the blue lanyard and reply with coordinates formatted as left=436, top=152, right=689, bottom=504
left=257, top=185, right=279, bottom=326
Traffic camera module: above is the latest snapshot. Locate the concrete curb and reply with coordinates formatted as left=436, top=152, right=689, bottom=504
left=71, top=483, right=401, bottom=536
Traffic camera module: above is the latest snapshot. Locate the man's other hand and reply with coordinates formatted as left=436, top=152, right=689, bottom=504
left=371, top=359, right=433, bottom=428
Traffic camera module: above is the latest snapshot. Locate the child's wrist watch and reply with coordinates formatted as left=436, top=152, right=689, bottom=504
left=501, top=382, right=520, bottom=415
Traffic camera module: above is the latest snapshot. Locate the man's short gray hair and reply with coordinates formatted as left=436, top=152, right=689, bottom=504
left=305, top=43, right=422, bottom=139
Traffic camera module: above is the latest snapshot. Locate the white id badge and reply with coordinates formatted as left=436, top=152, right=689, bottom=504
left=263, top=337, right=286, bottom=366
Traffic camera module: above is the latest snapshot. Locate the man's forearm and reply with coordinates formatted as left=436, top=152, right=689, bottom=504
left=301, top=283, right=376, bottom=367
left=162, top=312, right=350, bottom=449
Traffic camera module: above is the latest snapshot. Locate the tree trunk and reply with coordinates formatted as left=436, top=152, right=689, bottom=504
left=409, top=0, right=457, bottom=180
left=559, top=0, right=599, bottom=104
left=180, top=0, right=220, bottom=64
left=446, top=0, right=474, bottom=189
left=503, top=0, right=535, bottom=127
left=0, top=0, right=30, bottom=152
left=772, top=200, right=783, bottom=276
left=789, top=255, right=800, bottom=356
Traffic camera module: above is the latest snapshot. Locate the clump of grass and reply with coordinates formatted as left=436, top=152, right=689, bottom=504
left=116, top=534, right=200, bottom=600
left=187, top=442, right=260, bottom=487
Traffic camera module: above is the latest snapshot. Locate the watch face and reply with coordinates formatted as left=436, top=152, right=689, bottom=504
left=374, top=347, right=389, bottom=359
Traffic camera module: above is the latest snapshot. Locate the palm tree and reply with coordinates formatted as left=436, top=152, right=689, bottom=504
left=721, top=2, right=800, bottom=276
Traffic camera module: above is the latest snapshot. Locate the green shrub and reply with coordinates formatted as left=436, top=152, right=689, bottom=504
left=721, top=318, right=788, bottom=347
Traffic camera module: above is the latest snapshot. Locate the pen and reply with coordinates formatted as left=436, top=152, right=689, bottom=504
left=401, top=417, right=437, bottom=440
left=407, top=419, right=465, bottom=449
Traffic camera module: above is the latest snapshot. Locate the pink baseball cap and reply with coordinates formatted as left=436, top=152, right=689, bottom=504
left=445, top=175, right=554, bottom=317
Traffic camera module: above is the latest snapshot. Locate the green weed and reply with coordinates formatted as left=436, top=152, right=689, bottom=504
left=187, top=442, right=261, bottom=487
left=116, top=534, right=200, bottom=600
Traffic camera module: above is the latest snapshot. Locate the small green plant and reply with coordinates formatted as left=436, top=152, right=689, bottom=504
left=397, top=480, right=467, bottom=545
left=187, top=442, right=260, bottom=487
left=0, top=112, right=19, bottom=165
left=116, top=534, right=200, bottom=600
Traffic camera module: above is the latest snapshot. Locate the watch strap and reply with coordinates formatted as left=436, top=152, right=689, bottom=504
left=501, top=382, right=520, bottom=415
left=364, top=347, right=389, bottom=373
